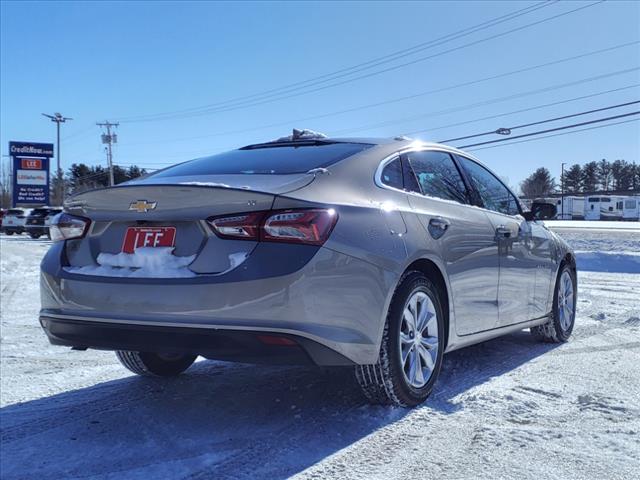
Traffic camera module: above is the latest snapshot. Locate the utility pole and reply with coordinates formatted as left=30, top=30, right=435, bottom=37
left=42, top=112, right=72, bottom=205
left=97, top=121, right=119, bottom=186
left=561, top=162, right=566, bottom=220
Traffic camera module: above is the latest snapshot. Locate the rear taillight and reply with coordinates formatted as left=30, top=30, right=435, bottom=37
left=208, top=212, right=263, bottom=240
left=207, top=208, right=337, bottom=246
left=49, top=213, right=91, bottom=242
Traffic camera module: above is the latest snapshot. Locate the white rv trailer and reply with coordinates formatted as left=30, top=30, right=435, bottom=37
left=533, top=196, right=584, bottom=219
left=622, top=196, right=640, bottom=220
left=555, top=196, right=585, bottom=220
left=585, top=195, right=625, bottom=220
left=585, top=196, right=601, bottom=220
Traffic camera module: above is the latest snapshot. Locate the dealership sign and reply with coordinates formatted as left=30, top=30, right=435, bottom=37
left=10, top=141, right=53, bottom=207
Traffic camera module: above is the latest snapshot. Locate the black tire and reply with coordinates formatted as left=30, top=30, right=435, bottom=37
left=5, top=231, right=13, bottom=236
left=356, top=271, right=445, bottom=407
left=116, top=351, right=197, bottom=376
left=531, top=263, right=577, bottom=343
left=29, top=233, right=41, bottom=239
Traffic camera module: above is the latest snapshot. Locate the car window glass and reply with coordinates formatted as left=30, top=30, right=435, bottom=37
left=406, top=151, right=470, bottom=204
left=380, top=158, right=403, bottom=189
left=456, top=156, right=520, bottom=216
left=151, top=142, right=373, bottom=176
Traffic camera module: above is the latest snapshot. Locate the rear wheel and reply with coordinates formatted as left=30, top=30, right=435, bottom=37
left=5, top=231, right=13, bottom=236
left=116, top=351, right=197, bottom=376
left=356, top=271, right=445, bottom=407
left=29, top=232, right=41, bottom=239
left=531, top=264, right=576, bottom=343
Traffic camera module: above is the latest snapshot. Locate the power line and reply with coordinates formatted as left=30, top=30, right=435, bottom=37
left=456, top=111, right=640, bottom=149
left=119, top=42, right=640, bottom=147
left=116, top=2, right=555, bottom=122
left=122, top=84, right=640, bottom=168
left=466, top=117, right=639, bottom=152
left=439, top=100, right=640, bottom=143
left=405, top=83, right=640, bottom=136
left=331, top=66, right=640, bottom=135
left=118, top=1, right=603, bottom=123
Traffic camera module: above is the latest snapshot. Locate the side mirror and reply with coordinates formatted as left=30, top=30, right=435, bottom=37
left=524, top=202, right=557, bottom=221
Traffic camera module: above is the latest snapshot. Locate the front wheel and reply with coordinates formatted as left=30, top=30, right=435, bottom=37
left=29, top=233, right=41, bottom=239
left=356, top=271, right=445, bottom=407
left=531, top=264, right=576, bottom=343
left=116, top=351, right=197, bottom=376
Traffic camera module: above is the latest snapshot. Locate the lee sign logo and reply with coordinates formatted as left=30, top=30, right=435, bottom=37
left=21, top=158, right=43, bottom=170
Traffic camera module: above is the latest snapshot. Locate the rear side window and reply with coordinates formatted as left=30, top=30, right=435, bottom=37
left=150, top=142, right=373, bottom=177
left=406, top=151, right=471, bottom=204
left=456, top=156, right=520, bottom=216
left=380, top=157, right=403, bottom=189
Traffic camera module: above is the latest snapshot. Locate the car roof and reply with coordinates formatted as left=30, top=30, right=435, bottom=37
left=240, top=135, right=481, bottom=162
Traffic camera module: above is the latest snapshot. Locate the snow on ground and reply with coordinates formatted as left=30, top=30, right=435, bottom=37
left=1, top=229, right=639, bottom=480
left=544, top=220, right=640, bottom=231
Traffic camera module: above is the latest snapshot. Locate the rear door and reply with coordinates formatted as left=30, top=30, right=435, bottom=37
left=402, top=149, right=501, bottom=335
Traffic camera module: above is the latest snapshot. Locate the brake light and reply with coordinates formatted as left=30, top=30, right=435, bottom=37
left=207, top=208, right=337, bottom=246
left=262, top=209, right=337, bottom=245
left=208, top=212, right=263, bottom=240
left=49, top=213, right=91, bottom=242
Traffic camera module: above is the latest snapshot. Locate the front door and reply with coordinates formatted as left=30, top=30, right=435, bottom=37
left=454, top=155, right=537, bottom=327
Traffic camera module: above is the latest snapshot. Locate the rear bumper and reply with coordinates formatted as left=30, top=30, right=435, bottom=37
left=40, top=242, right=397, bottom=365
left=1, top=226, right=24, bottom=233
left=40, top=315, right=353, bottom=365
left=25, top=225, right=48, bottom=235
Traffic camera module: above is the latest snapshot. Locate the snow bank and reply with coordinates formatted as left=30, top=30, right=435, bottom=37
left=545, top=220, right=640, bottom=231
left=65, top=247, right=197, bottom=278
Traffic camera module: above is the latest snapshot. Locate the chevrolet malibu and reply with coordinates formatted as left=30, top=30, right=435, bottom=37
left=40, top=131, right=577, bottom=406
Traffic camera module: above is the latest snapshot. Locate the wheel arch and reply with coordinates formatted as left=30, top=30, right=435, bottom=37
left=401, top=258, right=451, bottom=351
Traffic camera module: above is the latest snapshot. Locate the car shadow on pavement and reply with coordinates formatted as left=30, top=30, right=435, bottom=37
left=0, top=331, right=557, bottom=480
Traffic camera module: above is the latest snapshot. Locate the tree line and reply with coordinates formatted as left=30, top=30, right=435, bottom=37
left=520, top=159, right=639, bottom=198
left=64, top=163, right=148, bottom=194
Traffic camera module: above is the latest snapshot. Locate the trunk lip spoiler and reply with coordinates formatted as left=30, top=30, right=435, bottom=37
left=63, top=178, right=316, bottom=210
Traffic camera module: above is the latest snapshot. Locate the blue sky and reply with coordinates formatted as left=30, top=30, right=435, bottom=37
left=1, top=0, right=639, bottom=190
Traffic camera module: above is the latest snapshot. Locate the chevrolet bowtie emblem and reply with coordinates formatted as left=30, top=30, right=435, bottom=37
left=129, top=200, right=157, bottom=213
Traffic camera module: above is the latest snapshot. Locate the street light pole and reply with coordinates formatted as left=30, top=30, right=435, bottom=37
left=561, top=162, right=566, bottom=220
left=42, top=112, right=72, bottom=205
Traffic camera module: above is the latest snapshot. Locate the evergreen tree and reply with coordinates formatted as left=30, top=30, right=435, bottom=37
left=597, top=158, right=612, bottom=191
left=520, top=167, right=555, bottom=198
left=581, top=161, right=599, bottom=193
left=561, top=164, right=582, bottom=193
left=610, top=159, right=634, bottom=190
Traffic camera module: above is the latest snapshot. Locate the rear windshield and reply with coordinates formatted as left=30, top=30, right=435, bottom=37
left=30, top=208, right=50, bottom=215
left=150, top=142, right=373, bottom=177
left=7, top=209, right=24, bottom=215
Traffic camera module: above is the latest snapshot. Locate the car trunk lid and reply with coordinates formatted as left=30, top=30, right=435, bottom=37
left=62, top=179, right=313, bottom=276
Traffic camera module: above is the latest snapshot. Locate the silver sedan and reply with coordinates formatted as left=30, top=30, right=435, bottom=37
left=40, top=131, right=577, bottom=406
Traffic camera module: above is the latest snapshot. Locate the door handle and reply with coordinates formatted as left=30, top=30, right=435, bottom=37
left=428, top=217, right=450, bottom=239
left=495, top=225, right=511, bottom=238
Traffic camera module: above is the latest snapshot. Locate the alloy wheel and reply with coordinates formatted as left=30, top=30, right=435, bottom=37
left=398, top=290, right=439, bottom=389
